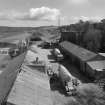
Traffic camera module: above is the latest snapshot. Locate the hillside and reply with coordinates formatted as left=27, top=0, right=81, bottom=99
left=0, top=26, right=59, bottom=41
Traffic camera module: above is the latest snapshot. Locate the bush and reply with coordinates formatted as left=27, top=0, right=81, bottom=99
left=83, top=28, right=102, bottom=52
left=66, top=83, right=105, bottom=105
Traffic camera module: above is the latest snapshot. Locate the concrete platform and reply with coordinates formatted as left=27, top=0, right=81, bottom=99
left=7, top=51, right=52, bottom=105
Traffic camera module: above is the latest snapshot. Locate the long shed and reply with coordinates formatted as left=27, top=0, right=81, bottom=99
left=59, top=41, right=105, bottom=73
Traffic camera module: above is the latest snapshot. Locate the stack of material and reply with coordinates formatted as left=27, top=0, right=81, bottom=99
left=7, top=64, right=52, bottom=105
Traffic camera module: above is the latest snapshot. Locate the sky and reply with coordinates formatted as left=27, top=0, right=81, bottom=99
left=0, top=0, right=105, bottom=27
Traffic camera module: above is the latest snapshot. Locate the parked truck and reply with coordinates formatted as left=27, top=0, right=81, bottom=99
left=58, top=65, right=80, bottom=95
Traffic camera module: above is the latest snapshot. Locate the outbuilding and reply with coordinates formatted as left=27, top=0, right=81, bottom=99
left=59, top=41, right=105, bottom=73
left=86, top=60, right=105, bottom=79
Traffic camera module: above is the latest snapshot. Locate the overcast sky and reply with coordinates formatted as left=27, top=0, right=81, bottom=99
left=0, top=0, right=105, bottom=27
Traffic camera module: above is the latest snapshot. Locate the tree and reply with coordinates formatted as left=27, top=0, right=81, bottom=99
left=83, top=28, right=102, bottom=52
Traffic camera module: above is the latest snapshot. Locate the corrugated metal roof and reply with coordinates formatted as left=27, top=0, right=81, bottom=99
left=7, top=65, right=52, bottom=105
left=87, top=60, right=105, bottom=71
left=60, top=41, right=98, bottom=61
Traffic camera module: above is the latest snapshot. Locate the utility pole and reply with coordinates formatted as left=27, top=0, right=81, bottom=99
left=58, top=15, right=62, bottom=42
left=58, top=15, right=62, bottom=33
left=58, top=15, right=60, bottom=27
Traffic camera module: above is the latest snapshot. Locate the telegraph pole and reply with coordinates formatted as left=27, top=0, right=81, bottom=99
left=58, top=15, right=61, bottom=33
left=58, top=15, right=62, bottom=42
left=58, top=15, right=60, bottom=27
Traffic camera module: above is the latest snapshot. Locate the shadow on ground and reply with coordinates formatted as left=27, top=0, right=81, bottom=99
left=49, top=77, right=67, bottom=96
left=60, top=60, right=91, bottom=83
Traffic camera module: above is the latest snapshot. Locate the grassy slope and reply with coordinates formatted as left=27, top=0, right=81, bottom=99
left=0, top=26, right=59, bottom=40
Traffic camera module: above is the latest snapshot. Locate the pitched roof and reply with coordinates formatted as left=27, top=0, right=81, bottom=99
left=60, top=41, right=98, bottom=61
left=87, top=60, right=105, bottom=71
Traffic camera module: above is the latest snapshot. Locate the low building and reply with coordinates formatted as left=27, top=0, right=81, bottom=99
left=0, top=48, right=10, bottom=55
left=86, top=60, right=105, bottom=79
left=59, top=41, right=105, bottom=73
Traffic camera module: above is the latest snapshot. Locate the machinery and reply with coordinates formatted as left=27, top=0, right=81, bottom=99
left=9, top=48, right=20, bottom=58
left=40, top=41, right=51, bottom=49
left=52, top=48, right=64, bottom=61
left=58, top=65, right=79, bottom=95
left=46, top=64, right=58, bottom=82
left=46, top=64, right=80, bottom=95
left=9, top=39, right=28, bottom=58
